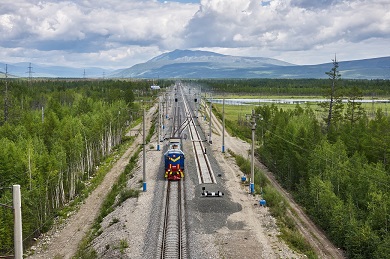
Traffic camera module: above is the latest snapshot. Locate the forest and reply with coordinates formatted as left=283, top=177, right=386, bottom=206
left=0, top=79, right=168, bottom=255
left=1, top=73, right=389, bottom=258
left=198, top=78, right=390, bottom=96
left=202, top=73, right=390, bottom=258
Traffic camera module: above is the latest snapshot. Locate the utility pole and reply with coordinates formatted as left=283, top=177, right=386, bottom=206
left=27, top=62, right=34, bottom=86
left=250, top=109, right=256, bottom=194
left=157, top=97, right=161, bottom=151
left=165, top=92, right=168, bottom=118
left=194, top=92, right=199, bottom=118
left=246, top=109, right=260, bottom=194
left=222, top=98, right=225, bottom=153
left=4, top=64, right=9, bottom=123
left=142, top=109, right=147, bottom=192
left=208, top=93, right=212, bottom=144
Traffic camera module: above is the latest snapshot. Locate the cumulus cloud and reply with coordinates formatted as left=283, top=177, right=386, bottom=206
left=0, top=0, right=389, bottom=68
left=0, top=0, right=198, bottom=68
left=183, top=0, right=390, bottom=53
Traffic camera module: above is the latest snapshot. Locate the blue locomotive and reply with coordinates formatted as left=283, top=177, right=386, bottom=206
left=164, top=139, right=185, bottom=180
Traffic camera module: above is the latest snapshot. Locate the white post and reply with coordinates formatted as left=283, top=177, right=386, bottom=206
left=13, top=185, right=23, bottom=259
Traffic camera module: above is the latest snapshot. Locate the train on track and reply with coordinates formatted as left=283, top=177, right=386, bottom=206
left=164, top=138, right=185, bottom=180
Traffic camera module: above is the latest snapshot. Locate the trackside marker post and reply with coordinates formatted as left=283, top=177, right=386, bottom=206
left=13, top=185, right=23, bottom=259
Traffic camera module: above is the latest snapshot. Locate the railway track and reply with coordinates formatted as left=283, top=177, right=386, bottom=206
left=157, top=83, right=218, bottom=258
left=157, top=85, right=188, bottom=258
left=179, top=86, right=216, bottom=184
left=158, top=170, right=187, bottom=258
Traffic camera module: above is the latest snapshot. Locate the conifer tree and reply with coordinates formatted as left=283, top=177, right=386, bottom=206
left=319, top=55, right=343, bottom=132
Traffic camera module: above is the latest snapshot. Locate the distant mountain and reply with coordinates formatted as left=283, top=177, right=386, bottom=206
left=2, top=50, right=389, bottom=79
left=0, top=62, right=112, bottom=78
left=112, top=49, right=295, bottom=78
left=111, top=49, right=390, bottom=79
left=147, top=49, right=291, bottom=67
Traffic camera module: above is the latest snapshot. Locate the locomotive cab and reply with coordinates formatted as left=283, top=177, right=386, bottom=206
left=164, top=139, right=185, bottom=180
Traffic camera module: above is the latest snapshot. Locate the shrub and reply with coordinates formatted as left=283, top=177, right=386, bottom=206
left=118, top=189, right=140, bottom=205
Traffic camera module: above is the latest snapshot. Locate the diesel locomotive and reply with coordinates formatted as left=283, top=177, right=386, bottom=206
left=164, top=139, right=185, bottom=180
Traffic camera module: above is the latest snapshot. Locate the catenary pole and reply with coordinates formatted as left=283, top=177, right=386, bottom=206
left=157, top=97, right=161, bottom=151
left=222, top=98, right=225, bottom=153
left=143, top=109, right=146, bottom=191
left=250, top=109, right=256, bottom=194
left=209, top=94, right=212, bottom=144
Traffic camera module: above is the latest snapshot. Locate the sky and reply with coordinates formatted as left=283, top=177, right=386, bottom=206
left=1, top=0, right=389, bottom=70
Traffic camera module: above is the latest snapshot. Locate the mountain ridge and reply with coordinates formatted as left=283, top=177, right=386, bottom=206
left=1, top=50, right=389, bottom=79
left=112, top=50, right=390, bottom=79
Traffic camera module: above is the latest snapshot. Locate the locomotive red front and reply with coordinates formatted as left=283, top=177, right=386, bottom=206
left=164, top=141, right=185, bottom=180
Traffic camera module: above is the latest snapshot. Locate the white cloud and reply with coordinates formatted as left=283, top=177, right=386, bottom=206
left=184, top=0, right=390, bottom=53
left=0, top=0, right=389, bottom=68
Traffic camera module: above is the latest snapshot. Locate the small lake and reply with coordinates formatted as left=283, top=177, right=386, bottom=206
left=209, top=98, right=390, bottom=105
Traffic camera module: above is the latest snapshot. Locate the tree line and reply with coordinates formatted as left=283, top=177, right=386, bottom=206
left=198, top=78, right=390, bottom=97
left=257, top=103, right=390, bottom=258
left=0, top=79, right=160, bottom=255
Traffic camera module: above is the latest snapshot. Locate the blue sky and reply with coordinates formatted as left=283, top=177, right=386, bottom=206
left=1, top=0, right=389, bottom=70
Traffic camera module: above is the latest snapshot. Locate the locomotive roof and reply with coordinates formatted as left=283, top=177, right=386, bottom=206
left=164, top=149, right=184, bottom=156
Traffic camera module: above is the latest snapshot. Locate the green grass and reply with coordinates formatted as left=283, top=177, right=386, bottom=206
left=212, top=98, right=390, bottom=123
left=117, top=239, right=129, bottom=254
left=280, top=228, right=317, bottom=259
left=118, top=189, right=140, bottom=205
left=213, top=103, right=258, bottom=122
left=212, top=94, right=326, bottom=99
left=108, top=218, right=120, bottom=227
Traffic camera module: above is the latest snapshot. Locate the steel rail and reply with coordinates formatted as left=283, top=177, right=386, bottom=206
left=159, top=179, right=184, bottom=258
left=158, top=84, right=188, bottom=258
left=179, top=86, right=216, bottom=184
